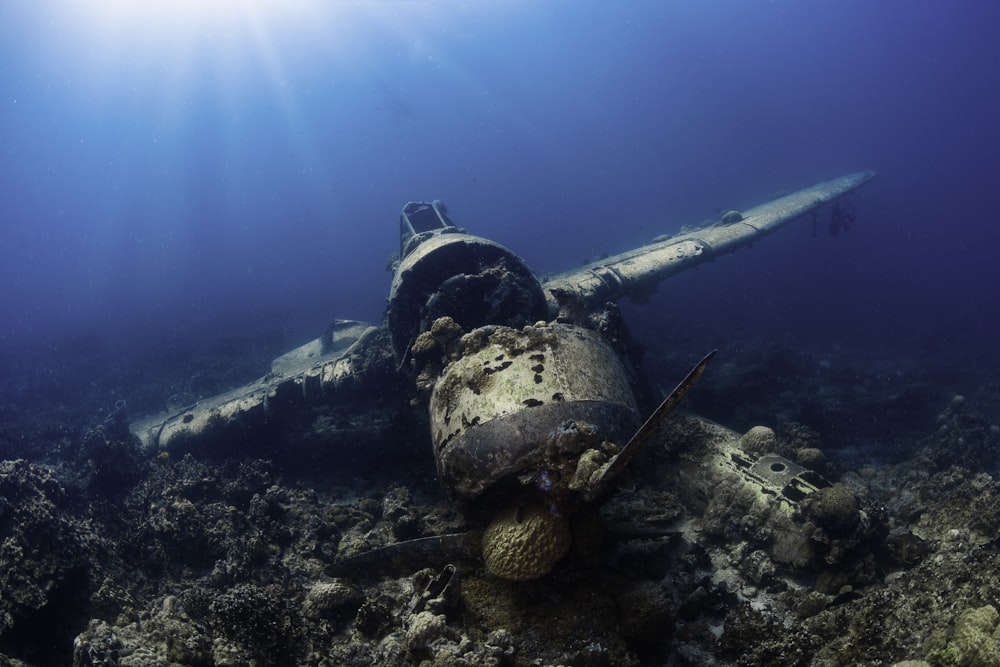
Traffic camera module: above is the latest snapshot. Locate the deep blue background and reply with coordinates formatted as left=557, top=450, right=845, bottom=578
left=2, top=1, right=998, bottom=374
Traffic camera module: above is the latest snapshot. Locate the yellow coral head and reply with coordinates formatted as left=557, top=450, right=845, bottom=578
left=482, top=502, right=571, bottom=581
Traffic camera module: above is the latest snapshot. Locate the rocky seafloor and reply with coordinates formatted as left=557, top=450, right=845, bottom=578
left=2, top=325, right=1000, bottom=667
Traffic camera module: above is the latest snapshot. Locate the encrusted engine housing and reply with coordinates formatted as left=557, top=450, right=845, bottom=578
left=430, top=322, right=639, bottom=501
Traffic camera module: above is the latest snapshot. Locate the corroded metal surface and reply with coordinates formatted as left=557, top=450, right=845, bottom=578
left=386, top=232, right=548, bottom=359
left=130, top=321, right=384, bottom=451
left=430, top=323, right=639, bottom=500
left=587, top=349, right=717, bottom=501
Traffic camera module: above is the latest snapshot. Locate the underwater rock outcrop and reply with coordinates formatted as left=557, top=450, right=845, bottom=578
left=0, top=460, right=96, bottom=665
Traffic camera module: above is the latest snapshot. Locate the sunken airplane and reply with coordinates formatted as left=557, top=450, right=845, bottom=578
left=131, top=171, right=877, bottom=581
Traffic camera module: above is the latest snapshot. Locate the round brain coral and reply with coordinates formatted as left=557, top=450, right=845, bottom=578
left=809, top=484, right=859, bottom=531
left=482, top=503, right=571, bottom=581
left=739, top=425, right=778, bottom=453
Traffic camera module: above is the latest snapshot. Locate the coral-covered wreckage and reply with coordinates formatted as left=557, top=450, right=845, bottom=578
left=5, top=395, right=1000, bottom=666
left=5, top=172, right=1000, bottom=666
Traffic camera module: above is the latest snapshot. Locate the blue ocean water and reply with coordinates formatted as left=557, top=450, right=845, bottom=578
left=1, top=1, right=998, bottom=401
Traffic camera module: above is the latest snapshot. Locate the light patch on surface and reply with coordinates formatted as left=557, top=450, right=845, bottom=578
left=81, top=0, right=317, bottom=25
left=71, top=0, right=348, bottom=35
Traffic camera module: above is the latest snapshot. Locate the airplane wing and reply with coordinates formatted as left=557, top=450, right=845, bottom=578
left=129, top=320, right=391, bottom=453
left=542, top=171, right=876, bottom=312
